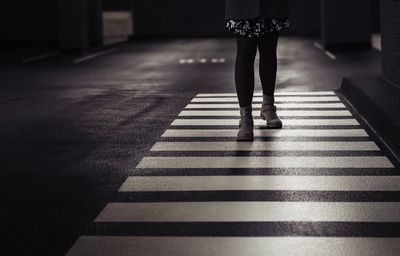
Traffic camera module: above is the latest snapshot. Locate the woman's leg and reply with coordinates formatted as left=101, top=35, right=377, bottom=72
left=257, top=32, right=279, bottom=97
left=235, top=35, right=257, bottom=141
left=257, top=32, right=282, bottom=128
left=235, top=35, right=258, bottom=107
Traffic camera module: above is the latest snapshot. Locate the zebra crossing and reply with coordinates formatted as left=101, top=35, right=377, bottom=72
left=67, top=91, right=399, bottom=256
left=191, top=96, right=340, bottom=102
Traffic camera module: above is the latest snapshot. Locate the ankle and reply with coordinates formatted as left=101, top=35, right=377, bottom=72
left=240, top=105, right=253, bottom=116
left=262, top=94, right=274, bottom=105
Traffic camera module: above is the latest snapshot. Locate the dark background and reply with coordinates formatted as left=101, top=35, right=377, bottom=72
left=0, top=0, right=382, bottom=43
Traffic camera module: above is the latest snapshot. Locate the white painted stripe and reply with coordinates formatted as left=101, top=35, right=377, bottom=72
left=150, top=141, right=379, bottom=151
left=74, top=48, right=119, bottom=64
left=95, top=202, right=400, bottom=222
left=179, top=110, right=352, bottom=117
left=325, top=51, right=337, bottom=60
left=210, top=58, right=226, bottom=63
left=180, top=59, right=195, bottom=64
left=162, top=129, right=369, bottom=138
left=314, top=42, right=324, bottom=50
left=186, top=103, right=347, bottom=109
left=197, top=91, right=336, bottom=97
left=171, top=119, right=360, bottom=126
left=119, top=176, right=400, bottom=192
left=192, top=96, right=340, bottom=103
left=67, top=236, right=400, bottom=256
left=313, top=42, right=337, bottom=60
left=21, top=51, right=60, bottom=63
left=136, top=156, right=394, bottom=169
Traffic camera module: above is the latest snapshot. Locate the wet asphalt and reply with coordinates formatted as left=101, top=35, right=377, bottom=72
left=1, top=36, right=394, bottom=255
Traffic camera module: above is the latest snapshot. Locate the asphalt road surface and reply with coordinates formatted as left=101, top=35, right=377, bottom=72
left=1, top=37, right=399, bottom=255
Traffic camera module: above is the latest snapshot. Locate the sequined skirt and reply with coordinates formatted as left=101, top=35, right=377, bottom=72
left=226, top=16, right=290, bottom=37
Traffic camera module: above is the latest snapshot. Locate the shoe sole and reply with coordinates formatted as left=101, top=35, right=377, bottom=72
left=266, top=124, right=282, bottom=129
left=236, top=132, right=254, bottom=141
left=236, top=137, right=254, bottom=141
left=260, top=114, right=283, bottom=129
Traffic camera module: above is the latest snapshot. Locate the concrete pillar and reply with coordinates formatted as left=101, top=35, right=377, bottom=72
left=59, top=0, right=89, bottom=50
left=380, top=0, right=400, bottom=86
left=320, top=0, right=372, bottom=48
left=88, top=0, right=104, bottom=46
left=59, top=0, right=104, bottom=50
left=288, top=0, right=320, bottom=35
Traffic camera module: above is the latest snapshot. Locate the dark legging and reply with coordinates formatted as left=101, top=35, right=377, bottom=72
left=235, top=32, right=279, bottom=107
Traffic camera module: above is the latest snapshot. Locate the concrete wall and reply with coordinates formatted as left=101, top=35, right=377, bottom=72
left=380, top=0, right=400, bottom=86
left=59, top=0, right=89, bottom=50
left=0, top=0, right=59, bottom=46
left=288, top=0, right=321, bottom=35
left=371, top=0, right=381, bottom=33
left=0, top=0, right=383, bottom=48
left=103, top=0, right=134, bottom=39
left=133, top=0, right=227, bottom=37
left=0, top=0, right=103, bottom=49
left=132, top=0, right=322, bottom=37
left=88, top=0, right=104, bottom=46
left=103, top=0, right=133, bottom=11
left=59, top=0, right=104, bottom=50
left=321, top=0, right=372, bottom=47
left=109, top=0, right=380, bottom=37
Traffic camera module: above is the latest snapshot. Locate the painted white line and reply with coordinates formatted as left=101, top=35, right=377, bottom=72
left=96, top=201, right=400, bottom=222
left=313, top=42, right=324, bottom=50
left=185, top=103, right=347, bottom=109
left=150, top=141, right=379, bottom=152
left=313, top=42, right=336, bottom=60
left=119, top=176, right=400, bottom=192
left=171, top=119, right=360, bottom=126
left=21, top=51, right=60, bottom=63
left=161, top=129, right=369, bottom=138
left=74, top=48, right=119, bottom=64
left=180, top=58, right=225, bottom=64
left=191, top=96, right=340, bottom=102
left=197, top=91, right=336, bottom=97
left=325, top=51, right=337, bottom=60
left=179, top=110, right=352, bottom=117
left=67, top=236, right=400, bottom=256
left=136, top=156, right=394, bottom=169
